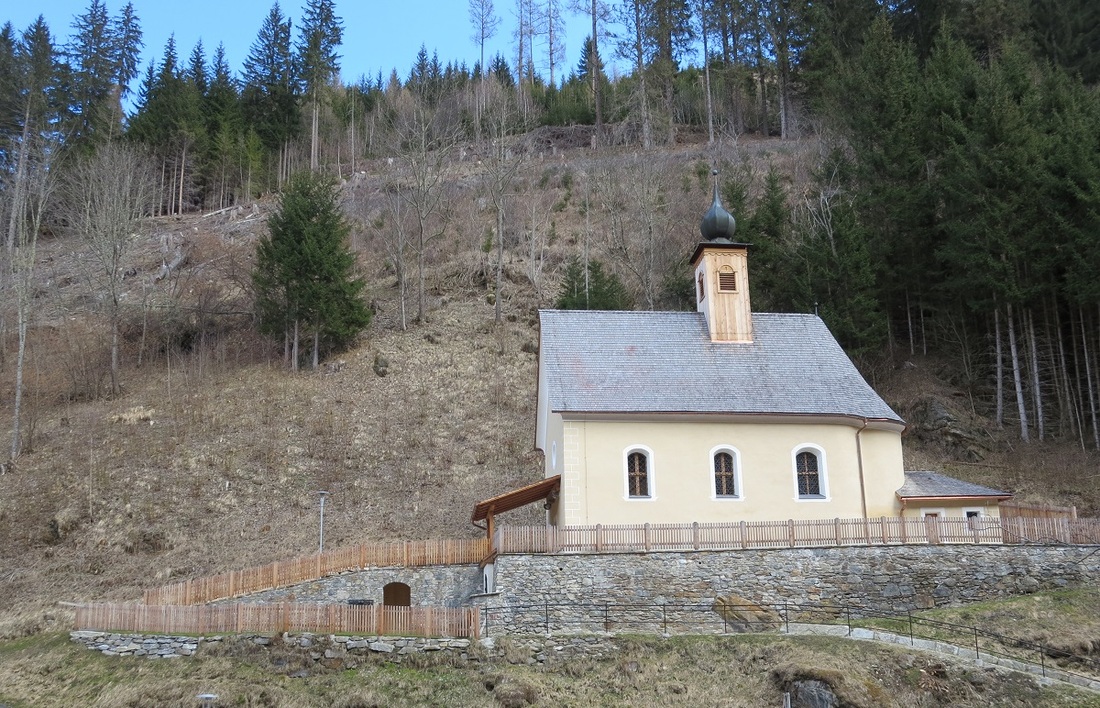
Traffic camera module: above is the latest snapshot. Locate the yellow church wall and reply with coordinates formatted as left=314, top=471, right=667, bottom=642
left=552, top=418, right=906, bottom=526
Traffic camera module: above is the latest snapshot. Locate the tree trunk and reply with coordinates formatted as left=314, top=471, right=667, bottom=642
left=110, top=305, right=121, bottom=396
left=1027, top=308, right=1044, bottom=441
left=633, top=0, right=652, bottom=149
left=11, top=311, right=27, bottom=459
left=1006, top=302, right=1029, bottom=442
left=416, top=216, right=427, bottom=323
left=1082, top=306, right=1100, bottom=449
left=1093, top=305, right=1100, bottom=450
left=906, top=289, right=915, bottom=356
left=1070, top=307, right=1088, bottom=449
left=178, top=143, right=187, bottom=216
left=292, top=318, right=300, bottom=371
left=398, top=251, right=407, bottom=331
left=702, top=16, right=714, bottom=146
left=311, top=96, right=320, bottom=172
left=494, top=200, right=505, bottom=323
left=1047, top=302, right=1072, bottom=437
left=994, top=307, right=1004, bottom=428
left=591, top=0, right=603, bottom=144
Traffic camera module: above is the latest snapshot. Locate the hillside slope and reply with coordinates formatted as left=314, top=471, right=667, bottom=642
left=0, top=139, right=1096, bottom=639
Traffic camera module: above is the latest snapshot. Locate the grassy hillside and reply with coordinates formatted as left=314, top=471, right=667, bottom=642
left=3, top=631, right=1099, bottom=707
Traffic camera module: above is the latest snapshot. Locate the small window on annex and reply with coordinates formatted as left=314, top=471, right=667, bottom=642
left=795, top=450, right=822, bottom=498
left=627, top=450, right=650, bottom=498
left=714, top=451, right=738, bottom=497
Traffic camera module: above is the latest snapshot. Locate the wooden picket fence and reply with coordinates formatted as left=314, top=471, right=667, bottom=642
left=999, top=501, right=1077, bottom=520
left=141, top=516, right=1099, bottom=609
left=1001, top=515, right=1100, bottom=545
left=75, top=602, right=480, bottom=639
left=494, top=515, right=1100, bottom=555
left=144, top=537, right=489, bottom=606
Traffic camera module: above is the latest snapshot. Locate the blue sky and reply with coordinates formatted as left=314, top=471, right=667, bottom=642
left=4, top=1, right=607, bottom=92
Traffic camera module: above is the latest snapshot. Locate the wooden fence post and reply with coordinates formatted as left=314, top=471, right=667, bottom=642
left=692, top=521, right=700, bottom=551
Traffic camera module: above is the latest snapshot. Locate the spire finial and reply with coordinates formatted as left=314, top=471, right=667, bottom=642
left=700, top=169, right=736, bottom=242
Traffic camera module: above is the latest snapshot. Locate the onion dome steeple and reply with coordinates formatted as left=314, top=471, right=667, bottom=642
left=691, top=169, right=753, bottom=343
left=699, top=170, right=736, bottom=243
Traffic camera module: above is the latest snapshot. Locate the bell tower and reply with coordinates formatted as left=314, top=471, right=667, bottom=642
left=692, top=171, right=753, bottom=343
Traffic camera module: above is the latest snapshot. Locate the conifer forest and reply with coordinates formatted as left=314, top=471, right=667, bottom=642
left=2, top=0, right=1100, bottom=456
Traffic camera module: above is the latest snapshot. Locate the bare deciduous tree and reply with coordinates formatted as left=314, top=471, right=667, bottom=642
left=617, top=0, right=653, bottom=149
left=469, top=0, right=502, bottom=131
left=481, top=80, right=528, bottom=323
left=384, top=91, right=461, bottom=323
left=62, top=142, right=156, bottom=396
left=469, top=0, right=502, bottom=79
left=7, top=134, right=58, bottom=460
left=542, top=0, right=568, bottom=86
left=594, top=155, right=688, bottom=308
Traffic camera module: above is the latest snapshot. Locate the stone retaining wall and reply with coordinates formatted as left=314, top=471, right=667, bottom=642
left=489, top=544, right=1100, bottom=633
left=70, top=631, right=613, bottom=669
left=239, top=565, right=484, bottom=607
left=230, top=545, right=1099, bottom=631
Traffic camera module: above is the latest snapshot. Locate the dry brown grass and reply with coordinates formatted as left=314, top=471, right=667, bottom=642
left=4, top=632, right=1095, bottom=707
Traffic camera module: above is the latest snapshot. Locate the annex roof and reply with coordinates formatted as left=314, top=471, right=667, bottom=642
left=896, top=470, right=1011, bottom=502
left=472, top=475, right=561, bottom=523
left=538, top=310, right=902, bottom=423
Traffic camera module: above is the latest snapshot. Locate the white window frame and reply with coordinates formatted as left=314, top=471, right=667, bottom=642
left=792, top=444, right=829, bottom=501
left=709, top=445, right=744, bottom=501
left=963, top=507, right=983, bottom=529
left=623, top=445, right=656, bottom=501
left=920, top=507, right=947, bottom=518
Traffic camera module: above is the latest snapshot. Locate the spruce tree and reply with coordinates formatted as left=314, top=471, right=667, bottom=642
left=556, top=256, right=633, bottom=310
left=297, top=0, right=343, bottom=171
left=241, top=3, right=299, bottom=187
left=253, top=172, right=369, bottom=369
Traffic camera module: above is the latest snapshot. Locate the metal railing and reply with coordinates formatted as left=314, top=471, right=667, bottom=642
left=481, top=600, right=1099, bottom=684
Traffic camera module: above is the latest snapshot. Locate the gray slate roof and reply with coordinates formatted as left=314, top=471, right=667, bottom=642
left=897, top=470, right=1010, bottom=499
left=539, top=310, right=903, bottom=422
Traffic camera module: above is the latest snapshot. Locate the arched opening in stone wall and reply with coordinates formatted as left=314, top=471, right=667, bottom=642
left=383, top=582, right=411, bottom=606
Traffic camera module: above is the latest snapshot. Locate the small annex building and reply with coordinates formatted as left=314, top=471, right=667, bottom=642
left=474, top=179, right=1009, bottom=532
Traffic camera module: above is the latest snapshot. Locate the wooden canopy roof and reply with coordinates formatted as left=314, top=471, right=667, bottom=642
left=472, top=475, right=560, bottom=523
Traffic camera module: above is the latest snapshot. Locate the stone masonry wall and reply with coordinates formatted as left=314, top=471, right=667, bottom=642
left=71, top=630, right=613, bottom=669
left=239, top=565, right=483, bottom=607
left=489, top=545, right=1100, bottom=633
